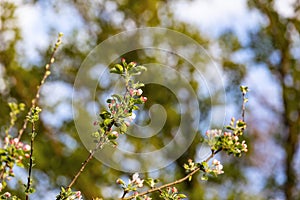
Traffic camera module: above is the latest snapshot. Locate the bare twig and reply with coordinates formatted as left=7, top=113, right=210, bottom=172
left=67, top=138, right=107, bottom=189
left=240, top=86, right=248, bottom=122
left=25, top=121, right=35, bottom=200
left=17, top=33, right=63, bottom=141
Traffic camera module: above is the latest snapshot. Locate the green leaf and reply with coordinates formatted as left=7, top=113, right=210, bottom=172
left=201, top=161, right=208, bottom=168
left=92, top=131, right=100, bottom=138
left=100, top=110, right=111, bottom=119
left=133, top=98, right=143, bottom=104
left=135, top=65, right=147, bottom=72
left=120, top=123, right=127, bottom=134
left=132, top=105, right=139, bottom=110
left=132, top=82, right=145, bottom=89
left=115, top=64, right=124, bottom=72
left=240, top=85, right=249, bottom=94
left=201, top=174, right=208, bottom=181
left=111, top=94, right=123, bottom=102
left=104, top=118, right=113, bottom=126
left=127, top=62, right=137, bottom=70
left=183, top=163, right=189, bottom=170
left=178, top=194, right=187, bottom=198
left=110, top=140, right=118, bottom=146
left=110, top=68, right=123, bottom=74
left=108, top=133, right=118, bottom=140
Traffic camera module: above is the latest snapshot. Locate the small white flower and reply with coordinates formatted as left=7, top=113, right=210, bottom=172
left=137, top=89, right=143, bottom=95
left=212, top=159, right=220, bottom=166
left=129, top=113, right=136, bottom=121
left=129, top=172, right=144, bottom=188
left=233, top=136, right=239, bottom=141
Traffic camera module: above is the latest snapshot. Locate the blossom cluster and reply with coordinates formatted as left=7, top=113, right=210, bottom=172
left=116, top=172, right=145, bottom=195
left=211, top=159, right=224, bottom=175
left=183, top=159, right=199, bottom=174
left=56, top=187, right=82, bottom=200
left=92, top=60, right=147, bottom=147
left=69, top=191, right=82, bottom=200
left=159, top=186, right=187, bottom=200
left=204, top=118, right=248, bottom=157
left=0, top=136, right=31, bottom=191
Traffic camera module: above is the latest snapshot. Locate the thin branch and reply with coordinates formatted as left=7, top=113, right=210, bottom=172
left=121, top=150, right=218, bottom=200
left=25, top=122, right=35, bottom=200
left=67, top=138, right=107, bottom=189
left=242, top=92, right=246, bottom=122
left=17, top=33, right=63, bottom=141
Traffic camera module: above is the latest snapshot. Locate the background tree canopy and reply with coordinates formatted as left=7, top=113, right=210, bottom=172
left=0, top=0, right=299, bottom=199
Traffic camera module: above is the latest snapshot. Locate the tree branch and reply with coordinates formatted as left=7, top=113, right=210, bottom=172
left=121, top=150, right=218, bottom=200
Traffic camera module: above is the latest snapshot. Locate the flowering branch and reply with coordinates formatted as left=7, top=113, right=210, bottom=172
left=23, top=33, right=64, bottom=199
left=120, top=152, right=216, bottom=200
left=57, top=59, right=147, bottom=199
left=0, top=33, right=63, bottom=197
left=118, top=86, right=249, bottom=200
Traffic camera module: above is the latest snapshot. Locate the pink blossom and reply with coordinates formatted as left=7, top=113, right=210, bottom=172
left=111, top=131, right=119, bottom=138
left=11, top=138, right=19, bottom=145
left=140, top=96, right=147, bottom=102
left=171, top=187, right=178, bottom=193
left=144, top=196, right=152, bottom=200
left=75, top=191, right=82, bottom=198
left=23, top=144, right=31, bottom=152
left=129, top=89, right=135, bottom=96
left=224, top=132, right=231, bottom=137
left=125, top=121, right=130, bottom=127
left=4, top=192, right=11, bottom=198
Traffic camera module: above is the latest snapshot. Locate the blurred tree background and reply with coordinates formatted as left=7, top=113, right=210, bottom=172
left=0, top=0, right=299, bottom=199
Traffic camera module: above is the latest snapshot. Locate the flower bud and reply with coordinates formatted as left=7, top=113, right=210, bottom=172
left=108, top=131, right=119, bottom=140
left=4, top=192, right=11, bottom=198
left=141, top=96, right=147, bottom=102
left=75, top=191, right=81, bottom=198
left=4, top=137, right=9, bottom=145
left=116, top=178, right=125, bottom=185
left=125, top=121, right=130, bottom=127
left=137, top=89, right=143, bottom=95
left=23, top=144, right=31, bottom=152
left=171, top=187, right=178, bottom=193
